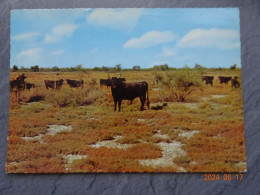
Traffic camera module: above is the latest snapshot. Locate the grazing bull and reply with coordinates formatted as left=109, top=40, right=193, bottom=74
left=10, top=74, right=27, bottom=92
left=44, top=80, right=55, bottom=89
left=66, top=79, right=84, bottom=88
left=218, top=76, right=232, bottom=84
left=44, top=79, right=64, bottom=90
left=109, top=80, right=149, bottom=111
left=231, top=77, right=240, bottom=88
left=55, top=79, right=64, bottom=90
left=10, top=74, right=27, bottom=101
left=25, top=82, right=35, bottom=90
left=100, top=79, right=110, bottom=87
left=201, top=76, right=214, bottom=86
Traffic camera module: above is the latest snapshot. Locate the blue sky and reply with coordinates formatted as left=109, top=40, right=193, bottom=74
left=10, top=8, right=241, bottom=69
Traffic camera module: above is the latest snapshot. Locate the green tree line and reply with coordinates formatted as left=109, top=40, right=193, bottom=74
left=11, top=63, right=240, bottom=72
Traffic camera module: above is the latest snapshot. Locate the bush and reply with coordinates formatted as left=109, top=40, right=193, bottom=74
left=18, top=88, right=46, bottom=103
left=230, top=64, right=237, bottom=70
left=46, top=89, right=73, bottom=107
left=161, top=71, right=202, bottom=102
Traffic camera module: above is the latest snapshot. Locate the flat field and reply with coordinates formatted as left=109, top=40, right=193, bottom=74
left=6, top=70, right=246, bottom=173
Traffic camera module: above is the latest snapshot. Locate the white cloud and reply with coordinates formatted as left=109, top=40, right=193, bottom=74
left=87, top=8, right=143, bottom=31
left=44, top=23, right=78, bottom=43
left=177, top=28, right=240, bottom=49
left=51, top=49, right=64, bottom=56
left=124, top=31, right=176, bottom=49
left=17, top=48, right=42, bottom=58
left=12, top=32, right=39, bottom=41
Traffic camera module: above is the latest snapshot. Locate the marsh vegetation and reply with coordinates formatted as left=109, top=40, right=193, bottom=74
left=7, top=69, right=246, bottom=173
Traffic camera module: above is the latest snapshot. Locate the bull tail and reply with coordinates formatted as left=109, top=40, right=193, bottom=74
left=146, top=85, right=150, bottom=109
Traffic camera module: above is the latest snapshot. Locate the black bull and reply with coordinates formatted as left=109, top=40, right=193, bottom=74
left=110, top=81, right=150, bottom=111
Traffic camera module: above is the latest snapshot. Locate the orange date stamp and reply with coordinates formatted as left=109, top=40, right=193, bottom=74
left=204, top=174, right=243, bottom=181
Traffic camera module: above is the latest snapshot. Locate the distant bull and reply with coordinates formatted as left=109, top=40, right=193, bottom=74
left=109, top=80, right=149, bottom=111
left=44, top=79, right=64, bottom=90
left=201, top=76, right=214, bottom=86
left=218, top=76, right=232, bottom=84
left=66, top=79, right=84, bottom=88
left=231, top=76, right=240, bottom=88
left=10, top=73, right=27, bottom=92
left=100, top=79, right=111, bottom=87
left=25, top=82, right=35, bottom=90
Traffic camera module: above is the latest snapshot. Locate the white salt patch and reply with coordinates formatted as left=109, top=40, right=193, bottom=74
left=8, top=161, right=25, bottom=167
left=22, top=134, right=44, bottom=143
left=90, top=135, right=133, bottom=150
left=63, top=154, right=88, bottom=165
left=234, top=162, right=247, bottom=172
left=22, top=125, right=72, bottom=143
left=137, top=119, right=146, bottom=123
left=47, top=125, right=72, bottom=136
left=211, top=95, right=227, bottom=99
left=137, top=118, right=154, bottom=125
left=63, top=154, right=88, bottom=171
left=201, top=95, right=228, bottom=102
left=168, top=102, right=201, bottom=109
left=87, top=117, right=98, bottom=121
left=183, top=103, right=201, bottom=109
left=190, top=161, right=197, bottom=166
left=152, top=131, right=170, bottom=139
left=139, top=140, right=186, bottom=172
left=178, top=130, right=200, bottom=139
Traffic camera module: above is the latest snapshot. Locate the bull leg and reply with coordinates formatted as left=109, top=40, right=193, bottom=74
left=114, top=100, right=117, bottom=111
left=118, top=100, right=122, bottom=112
left=139, top=97, right=144, bottom=111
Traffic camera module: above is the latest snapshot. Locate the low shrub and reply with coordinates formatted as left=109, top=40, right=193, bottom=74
left=161, top=70, right=202, bottom=102
left=45, top=87, right=106, bottom=107
left=18, top=88, right=46, bottom=103
left=45, top=89, right=73, bottom=107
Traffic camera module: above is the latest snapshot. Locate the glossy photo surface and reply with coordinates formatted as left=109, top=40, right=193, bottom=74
left=7, top=8, right=246, bottom=173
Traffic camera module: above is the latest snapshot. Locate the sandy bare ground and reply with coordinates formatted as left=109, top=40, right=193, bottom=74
left=18, top=124, right=199, bottom=171
left=63, top=154, right=88, bottom=171
left=89, top=135, right=134, bottom=150
left=21, top=125, right=72, bottom=143
left=178, top=130, right=200, bottom=139
left=139, top=141, right=187, bottom=172
left=88, top=130, right=199, bottom=172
